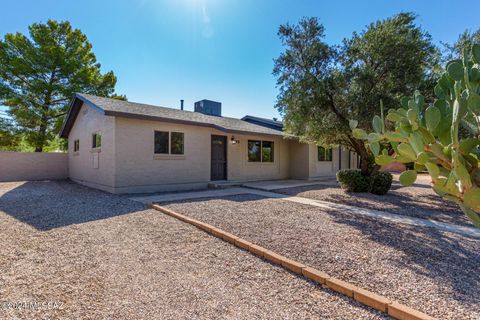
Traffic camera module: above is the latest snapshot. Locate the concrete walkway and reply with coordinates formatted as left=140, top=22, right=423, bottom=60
left=130, top=187, right=480, bottom=239
left=242, top=178, right=338, bottom=191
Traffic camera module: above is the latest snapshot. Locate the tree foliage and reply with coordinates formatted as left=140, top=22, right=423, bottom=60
left=443, top=28, right=480, bottom=61
left=273, top=13, right=438, bottom=175
left=0, top=20, right=124, bottom=152
left=0, top=117, right=19, bottom=150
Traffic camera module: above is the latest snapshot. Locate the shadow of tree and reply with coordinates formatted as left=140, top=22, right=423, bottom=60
left=275, top=183, right=471, bottom=227
left=0, top=180, right=145, bottom=231
left=323, top=208, right=480, bottom=307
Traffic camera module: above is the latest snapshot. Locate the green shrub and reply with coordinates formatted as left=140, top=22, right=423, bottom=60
left=370, top=171, right=393, bottom=195
left=336, top=169, right=372, bottom=192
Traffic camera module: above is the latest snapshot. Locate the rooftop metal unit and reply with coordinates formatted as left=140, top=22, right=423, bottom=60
left=194, top=99, right=221, bottom=117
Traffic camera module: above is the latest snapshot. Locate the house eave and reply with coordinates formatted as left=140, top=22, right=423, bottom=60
left=105, top=110, right=285, bottom=138
left=59, top=94, right=107, bottom=138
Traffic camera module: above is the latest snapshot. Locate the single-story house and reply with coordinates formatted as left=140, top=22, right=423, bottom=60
left=59, top=94, right=358, bottom=193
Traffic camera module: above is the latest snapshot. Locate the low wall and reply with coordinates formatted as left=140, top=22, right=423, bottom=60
left=0, top=152, right=68, bottom=182
left=381, top=161, right=406, bottom=173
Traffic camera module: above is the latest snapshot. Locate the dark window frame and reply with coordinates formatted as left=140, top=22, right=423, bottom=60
left=248, top=140, right=274, bottom=163
left=74, top=139, right=80, bottom=152
left=154, top=131, right=185, bottom=155
left=92, top=132, right=101, bottom=149
left=318, top=146, right=333, bottom=162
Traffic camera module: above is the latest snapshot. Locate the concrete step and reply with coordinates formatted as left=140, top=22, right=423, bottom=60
left=208, top=181, right=244, bottom=189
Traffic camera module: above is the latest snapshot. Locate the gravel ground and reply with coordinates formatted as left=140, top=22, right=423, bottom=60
left=164, top=194, right=480, bottom=319
left=274, top=178, right=472, bottom=227
left=0, top=181, right=386, bottom=320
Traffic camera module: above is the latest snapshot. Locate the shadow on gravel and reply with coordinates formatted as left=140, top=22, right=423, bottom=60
left=275, top=184, right=470, bottom=227
left=0, top=180, right=144, bottom=231
left=325, top=208, right=480, bottom=306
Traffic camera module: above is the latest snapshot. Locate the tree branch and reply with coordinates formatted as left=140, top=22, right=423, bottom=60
left=48, top=111, right=67, bottom=119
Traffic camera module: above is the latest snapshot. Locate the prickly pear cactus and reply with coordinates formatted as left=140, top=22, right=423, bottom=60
left=351, top=44, right=480, bottom=227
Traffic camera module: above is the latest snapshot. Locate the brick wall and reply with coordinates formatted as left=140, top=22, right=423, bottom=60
left=0, top=152, right=68, bottom=182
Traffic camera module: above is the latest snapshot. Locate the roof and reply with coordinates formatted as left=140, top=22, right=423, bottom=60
left=59, top=93, right=285, bottom=138
left=241, top=115, right=283, bottom=131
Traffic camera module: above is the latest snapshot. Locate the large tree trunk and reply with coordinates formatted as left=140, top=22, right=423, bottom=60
left=35, top=119, right=47, bottom=152
left=348, top=136, right=379, bottom=176
left=35, top=97, right=51, bottom=152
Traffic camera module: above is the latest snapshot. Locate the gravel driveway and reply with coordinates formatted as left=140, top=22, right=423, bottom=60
left=164, top=194, right=480, bottom=319
left=274, top=180, right=472, bottom=227
left=0, top=181, right=386, bottom=320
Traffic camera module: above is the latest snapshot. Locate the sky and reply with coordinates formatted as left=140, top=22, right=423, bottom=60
left=1, top=0, right=480, bottom=120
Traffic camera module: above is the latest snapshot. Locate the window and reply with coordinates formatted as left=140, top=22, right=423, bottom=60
left=248, top=140, right=274, bottom=162
left=92, top=132, right=101, bottom=149
left=171, top=132, right=184, bottom=154
left=74, top=139, right=79, bottom=152
left=318, top=146, right=333, bottom=161
left=154, top=131, right=184, bottom=155
left=262, top=141, right=274, bottom=162
left=154, top=131, right=169, bottom=154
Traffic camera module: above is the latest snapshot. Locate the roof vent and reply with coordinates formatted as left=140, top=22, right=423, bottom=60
left=194, top=99, right=221, bottom=117
left=180, top=99, right=184, bottom=110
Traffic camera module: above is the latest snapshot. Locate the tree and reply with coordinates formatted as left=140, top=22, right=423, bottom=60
left=442, top=29, right=480, bottom=139
left=443, top=28, right=480, bottom=61
left=273, top=13, right=438, bottom=175
left=0, top=116, right=19, bottom=150
left=0, top=20, right=124, bottom=152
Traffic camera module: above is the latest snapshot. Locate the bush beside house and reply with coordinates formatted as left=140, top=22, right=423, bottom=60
left=337, top=169, right=393, bottom=195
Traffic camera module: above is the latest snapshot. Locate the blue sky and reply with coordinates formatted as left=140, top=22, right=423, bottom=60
left=1, top=0, right=480, bottom=119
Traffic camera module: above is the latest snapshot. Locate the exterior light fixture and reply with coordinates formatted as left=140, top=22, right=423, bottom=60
left=230, top=136, right=240, bottom=144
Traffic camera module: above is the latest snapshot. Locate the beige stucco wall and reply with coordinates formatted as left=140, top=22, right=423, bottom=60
left=114, top=118, right=212, bottom=193
left=0, top=152, right=68, bottom=182
left=113, top=117, right=291, bottom=193
left=227, top=133, right=290, bottom=182
left=308, top=144, right=338, bottom=179
left=68, top=103, right=116, bottom=192
left=288, top=141, right=310, bottom=179
left=339, top=148, right=348, bottom=169
left=307, top=146, right=359, bottom=179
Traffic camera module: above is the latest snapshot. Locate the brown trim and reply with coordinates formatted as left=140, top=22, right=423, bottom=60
left=59, top=99, right=84, bottom=138
left=59, top=95, right=106, bottom=138
left=338, top=147, right=342, bottom=170
left=105, top=110, right=283, bottom=138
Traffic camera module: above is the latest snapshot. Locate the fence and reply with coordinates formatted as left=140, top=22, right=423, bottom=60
left=0, top=152, right=68, bottom=182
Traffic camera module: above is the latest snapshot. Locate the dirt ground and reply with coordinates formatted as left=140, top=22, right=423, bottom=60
left=0, top=181, right=386, bottom=320
left=164, top=193, right=480, bottom=320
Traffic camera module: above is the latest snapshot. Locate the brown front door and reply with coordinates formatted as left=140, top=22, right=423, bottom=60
left=211, top=135, right=227, bottom=181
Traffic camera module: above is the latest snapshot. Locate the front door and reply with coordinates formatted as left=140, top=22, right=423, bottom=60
left=211, top=135, right=227, bottom=180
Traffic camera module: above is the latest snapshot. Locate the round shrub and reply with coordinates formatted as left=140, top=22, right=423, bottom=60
left=370, top=171, right=393, bottom=195
left=336, top=169, right=372, bottom=192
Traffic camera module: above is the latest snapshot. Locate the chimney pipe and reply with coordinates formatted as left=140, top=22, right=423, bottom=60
left=180, top=99, right=184, bottom=110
